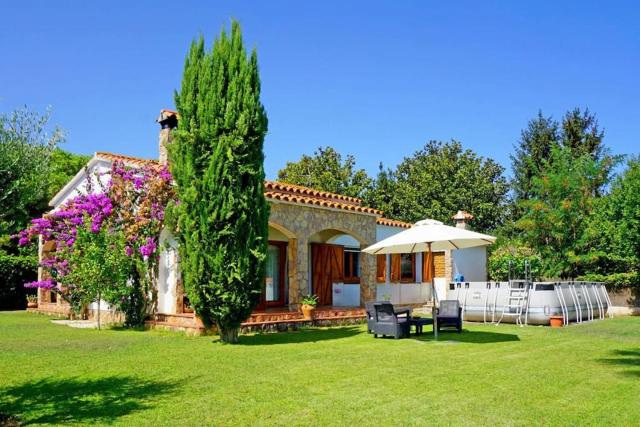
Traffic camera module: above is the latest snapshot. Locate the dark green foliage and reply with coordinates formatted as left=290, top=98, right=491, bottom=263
left=511, top=108, right=615, bottom=206
left=511, top=111, right=560, bottom=203
left=374, top=141, right=509, bottom=231
left=169, top=21, right=269, bottom=342
left=277, top=146, right=372, bottom=199
left=577, top=157, right=640, bottom=286
left=0, top=254, right=37, bottom=310
left=515, top=147, right=617, bottom=278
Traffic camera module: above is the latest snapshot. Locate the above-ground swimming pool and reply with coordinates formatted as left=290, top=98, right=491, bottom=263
left=445, top=281, right=612, bottom=326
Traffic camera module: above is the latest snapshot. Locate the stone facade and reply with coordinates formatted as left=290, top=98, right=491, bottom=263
left=268, top=201, right=378, bottom=309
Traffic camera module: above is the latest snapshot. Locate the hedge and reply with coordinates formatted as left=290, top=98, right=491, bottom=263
left=577, top=272, right=639, bottom=288
left=0, top=254, right=37, bottom=310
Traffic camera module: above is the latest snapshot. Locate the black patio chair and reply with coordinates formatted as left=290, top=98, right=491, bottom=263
left=365, top=301, right=379, bottom=334
left=436, top=300, right=462, bottom=333
left=371, top=302, right=411, bottom=339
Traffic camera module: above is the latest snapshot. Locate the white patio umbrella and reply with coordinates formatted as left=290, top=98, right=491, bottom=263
left=362, top=219, right=496, bottom=338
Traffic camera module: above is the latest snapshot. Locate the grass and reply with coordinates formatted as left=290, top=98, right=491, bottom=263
left=1, top=312, right=639, bottom=426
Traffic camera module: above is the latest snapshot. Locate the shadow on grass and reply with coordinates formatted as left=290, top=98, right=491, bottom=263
left=598, top=348, right=640, bottom=377
left=411, top=329, right=520, bottom=344
left=0, top=376, right=179, bottom=425
left=236, top=326, right=362, bottom=346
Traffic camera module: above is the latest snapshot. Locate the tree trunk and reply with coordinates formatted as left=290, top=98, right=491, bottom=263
left=219, top=325, right=239, bottom=344
left=97, top=291, right=101, bottom=330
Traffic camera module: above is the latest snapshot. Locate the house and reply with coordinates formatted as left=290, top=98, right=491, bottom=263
left=33, top=110, right=486, bottom=331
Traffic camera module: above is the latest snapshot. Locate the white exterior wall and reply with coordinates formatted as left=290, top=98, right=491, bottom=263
left=375, top=224, right=432, bottom=304
left=452, top=247, right=488, bottom=282
left=157, top=229, right=179, bottom=314
left=51, top=160, right=112, bottom=210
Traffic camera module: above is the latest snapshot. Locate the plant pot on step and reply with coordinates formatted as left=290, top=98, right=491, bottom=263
left=301, top=304, right=316, bottom=320
left=27, top=302, right=38, bottom=309
left=549, top=315, right=564, bottom=328
left=300, top=294, right=319, bottom=321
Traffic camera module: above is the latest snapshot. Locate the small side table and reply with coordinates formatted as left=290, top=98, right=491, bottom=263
left=410, top=317, right=433, bottom=335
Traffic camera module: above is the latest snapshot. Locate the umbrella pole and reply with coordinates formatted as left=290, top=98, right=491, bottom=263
left=429, top=243, right=438, bottom=340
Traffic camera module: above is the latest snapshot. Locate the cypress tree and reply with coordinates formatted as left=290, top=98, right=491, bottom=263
left=170, top=21, right=269, bottom=343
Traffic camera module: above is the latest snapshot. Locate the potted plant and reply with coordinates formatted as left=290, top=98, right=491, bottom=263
left=26, top=294, right=38, bottom=309
left=549, top=315, right=563, bottom=328
left=301, top=294, right=318, bottom=320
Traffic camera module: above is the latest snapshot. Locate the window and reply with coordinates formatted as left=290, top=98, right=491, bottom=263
left=400, top=253, right=415, bottom=282
left=343, top=249, right=360, bottom=283
left=390, top=253, right=415, bottom=283
left=376, top=254, right=386, bottom=283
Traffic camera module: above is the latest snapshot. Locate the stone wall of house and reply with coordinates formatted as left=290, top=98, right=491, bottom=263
left=268, top=202, right=378, bottom=309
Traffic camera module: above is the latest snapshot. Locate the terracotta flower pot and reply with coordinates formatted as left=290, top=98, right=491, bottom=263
left=301, top=304, right=316, bottom=320
left=27, top=302, right=38, bottom=309
left=549, top=316, right=564, bottom=328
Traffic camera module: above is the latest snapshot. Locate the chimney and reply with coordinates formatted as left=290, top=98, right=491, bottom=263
left=452, top=210, right=474, bottom=230
left=156, top=109, right=178, bottom=165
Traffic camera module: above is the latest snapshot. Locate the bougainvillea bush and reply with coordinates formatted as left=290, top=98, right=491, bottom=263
left=16, top=161, right=174, bottom=327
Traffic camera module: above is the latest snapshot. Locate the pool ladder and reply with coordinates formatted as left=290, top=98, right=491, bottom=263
left=496, top=281, right=531, bottom=326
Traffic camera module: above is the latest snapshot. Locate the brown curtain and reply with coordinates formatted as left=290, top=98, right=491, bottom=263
left=311, top=243, right=344, bottom=305
left=422, top=251, right=434, bottom=283
left=376, top=255, right=386, bottom=283
left=390, top=254, right=401, bottom=282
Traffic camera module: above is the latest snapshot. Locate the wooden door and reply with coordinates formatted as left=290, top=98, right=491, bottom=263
left=311, top=243, right=344, bottom=305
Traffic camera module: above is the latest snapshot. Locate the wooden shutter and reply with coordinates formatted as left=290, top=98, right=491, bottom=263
left=422, top=251, right=434, bottom=283
left=311, top=243, right=344, bottom=306
left=376, top=255, right=386, bottom=283
left=390, top=254, right=401, bottom=282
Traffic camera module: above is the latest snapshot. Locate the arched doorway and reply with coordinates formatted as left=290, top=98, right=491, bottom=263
left=309, top=229, right=365, bottom=306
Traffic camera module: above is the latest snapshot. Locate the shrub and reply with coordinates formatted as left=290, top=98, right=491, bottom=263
left=488, top=246, right=542, bottom=281
left=577, top=272, right=639, bottom=288
left=0, top=254, right=37, bottom=310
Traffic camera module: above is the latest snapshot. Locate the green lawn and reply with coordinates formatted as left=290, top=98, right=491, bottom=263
left=0, top=312, right=639, bottom=426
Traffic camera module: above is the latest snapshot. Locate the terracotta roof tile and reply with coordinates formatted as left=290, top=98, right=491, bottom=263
left=264, top=180, right=362, bottom=205
left=265, top=191, right=382, bottom=215
left=95, top=152, right=160, bottom=169
left=376, top=217, right=413, bottom=228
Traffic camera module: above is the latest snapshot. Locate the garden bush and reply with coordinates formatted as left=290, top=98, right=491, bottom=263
left=488, top=246, right=542, bottom=281
left=577, top=271, right=639, bottom=288
left=0, top=254, right=37, bottom=310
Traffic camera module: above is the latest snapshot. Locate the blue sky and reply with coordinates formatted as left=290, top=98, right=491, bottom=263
left=2, top=1, right=639, bottom=179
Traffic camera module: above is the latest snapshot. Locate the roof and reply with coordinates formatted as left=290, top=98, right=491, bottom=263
left=376, top=217, right=413, bottom=228
left=95, top=152, right=160, bottom=169
left=264, top=180, right=383, bottom=215
left=52, top=151, right=409, bottom=226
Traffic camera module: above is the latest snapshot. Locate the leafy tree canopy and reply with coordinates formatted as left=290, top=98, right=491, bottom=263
left=277, top=146, right=372, bottom=199
left=374, top=140, right=509, bottom=231
left=511, top=108, right=617, bottom=204
left=515, top=146, right=621, bottom=278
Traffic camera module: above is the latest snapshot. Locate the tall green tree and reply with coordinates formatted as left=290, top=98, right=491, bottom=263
left=0, top=108, right=63, bottom=238
left=511, top=111, right=560, bottom=203
left=511, top=108, right=614, bottom=204
left=169, top=21, right=269, bottom=343
left=515, top=146, right=619, bottom=278
left=578, top=156, right=640, bottom=283
left=379, top=141, right=509, bottom=231
left=277, top=146, right=372, bottom=199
